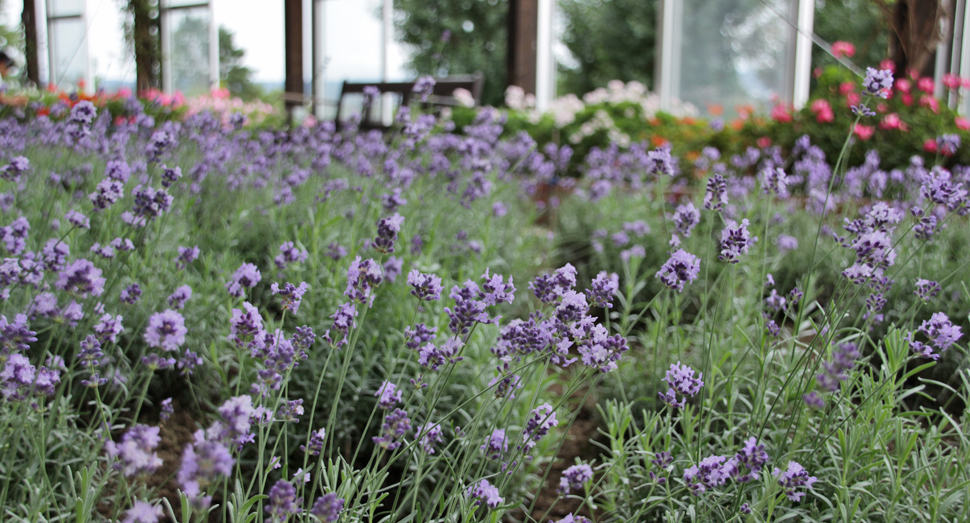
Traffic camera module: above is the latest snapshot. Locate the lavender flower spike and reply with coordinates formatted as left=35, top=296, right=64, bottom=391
left=656, top=249, right=701, bottom=292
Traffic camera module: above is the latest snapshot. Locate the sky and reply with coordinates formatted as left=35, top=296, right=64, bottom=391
left=0, top=0, right=410, bottom=88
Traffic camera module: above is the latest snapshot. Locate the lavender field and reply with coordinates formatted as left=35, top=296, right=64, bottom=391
left=1, top=68, right=970, bottom=523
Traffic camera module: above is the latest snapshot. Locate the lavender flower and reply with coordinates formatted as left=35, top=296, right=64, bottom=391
left=0, top=156, right=29, bottom=182
left=265, top=479, right=302, bottom=522
left=863, top=67, right=893, bottom=98
left=271, top=281, right=310, bottom=313
left=373, top=408, right=410, bottom=450
left=914, top=279, right=940, bottom=302
left=160, top=398, right=174, bottom=421
left=90, top=178, right=125, bottom=210
left=376, top=380, right=402, bottom=409
left=122, top=501, right=163, bottom=523
left=816, top=342, right=860, bottom=392
left=104, top=425, right=163, bottom=477
left=481, top=429, right=508, bottom=460
left=275, top=242, right=309, bottom=271
left=672, top=203, right=700, bottom=237
left=226, top=262, right=261, bottom=298
left=733, top=437, right=769, bottom=482
left=558, top=464, right=593, bottom=495
left=522, top=403, right=558, bottom=450
left=908, top=312, right=962, bottom=359
left=168, top=285, right=192, bottom=309
left=310, top=493, right=345, bottom=523
left=417, top=422, right=443, bottom=454
left=656, top=249, right=701, bottom=292
left=408, top=270, right=443, bottom=301
left=683, top=455, right=736, bottom=495
left=373, top=213, right=405, bottom=254
left=530, top=264, right=578, bottom=304
left=718, top=219, right=757, bottom=263
left=301, top=428, right=326, bottom=455
left=773, top=461, right=817, bottom=502
left=937, top=134, right=961, bottom=156
left=648, top=144, right=674, bottom=176
left=160, top=165, right=182, bottom=188
left=93, top=314, right=124, bottom=344
left=65, top=209, right=90, bottom=229
left=704, top=174, right=728, bottom=211
left=585, top=271, right=618, bottom=309
left=144, top=310, right=187, bottom=352
left=760, top=166, right=789, bottom=197
left=467, top=479, right=504, bottom=509
left=175, top=246, right=200, bottom=270
left=412, top=75, right=436, bottom=102
left=78, top=335, right=104, bottom=367
left=659, top=361, right=703, bottom=408
left=56, top=259, right=106, bottom=298
left=120, top=283, right=142, bottom=304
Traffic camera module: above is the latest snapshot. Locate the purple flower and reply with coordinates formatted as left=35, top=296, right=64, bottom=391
left=408, top=270, right=443, bottom=301
left=265, top=479, right=302, bottom=522
left=144, top=310, right=187, bottom=352
left=301, top=428, right=326, bottom=455
left=78, top=335, right=104, bottom=367
left=656, top=249, right=701, bottom=292
left=121, top=501, right=163, bottom=523
left=126, top=185, right=173, bottom=225
left=481, top=429, right=508, bottom=460
left=417, top=422, right=443, bottom=454
left=375, top=380, right=402, bottom=409
left=120, top=283, right=142, bottom=304
left=0, top=156, right=29, bottom=182
left=765, top=289, right=787, bottom=312
left=372, top=408, right=411, bottom=450
left=773, top=461, right=817, bottom=502
left=168, top=285, right=193, bottom=309
left=325, top=242, right=347, bottom=261
left=816, top=342, right=860, bottom=392
left=909, top=312, right=963, bottom=359
left=105, top=425, right=163, bottom=477
left=760, top=166, right=789, bottom=198
left=863, top=67, right=893, bottom=98
left=704, top=174, right=728, bottom=212
left=404, top=323, right=437, bottom=349
left=175, top=246, right=199, bottom=270
left=2, top=217, right=29, bottom=255
left=586, top=271, right=618, bottom=309
left=271, top=281, right=310, bottom=313
left=90, top=178, right=125, bottom=210
left=65, top=209, right=90, bottom=229
left=105, top=160, right=131, bottom=183
left=69, top=100, right=97, bottom=124
left=310, top=493, right=345, bottom=523
left=160, top=398, right=174, bottom=421
left=56, top=259, right=106, bottom=298
left=467, top=479, right=504, bottom=509
left=523, top=403, right=558, bottom=450
left=558, top=464, right=593, bottom=495
left=412, top=75, right=436, bottom=102
left=112, top=237, right=135, bottom=252
left=530, top=264, right=578, bottom=304
left=914, top=279, right=940, bottom=301
left=274, top=242, right=308, bottom=271
left=94, top=314, right=124, bottom=344
left=648, top=144, right=674, bottom=176
left=373, top=213, right=405, bottom=254
left=178, top=431, right=234, bottom=509
left=672, top=203, right=700, bottom=237
left=160, top=165, right=182, bottom=188
left=683, top=454, right=736, bottom=495
left=776, top=234, right=798, bottom=252
left=803, top=391, right=825, bottom=409
left=733, top=437, right=769, bottom=482
left=660, top=361, right=703, bottom=408
left=226, top=262, right=261, bottom=298
left=718, top=219, right=757, bottom=263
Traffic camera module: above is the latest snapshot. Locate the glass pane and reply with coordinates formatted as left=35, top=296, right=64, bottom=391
left=162, top=0, right=210, bottom=8
left=166, top=7, right=211, bottom=96
left=49, top=17, right=87, bottom=88
left=47, top=0, right=84, bottom=17
left=677, top=0, right=794, bottom=117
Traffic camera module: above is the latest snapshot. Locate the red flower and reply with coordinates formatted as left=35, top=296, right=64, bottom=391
left=879, top=113, right=904, bottom=130
left=917, top=77, right=935, bottom=93
left=919, top=95, right=939, bottom=113
left=770, top=103, right=792, bottom=123
left=923, top=139, right=938, bottom=153
left=757, top=137, right=772, bottom=149
left=956, top=117, right=970, bottom=131
left=831, top=41, right=856, bottom=59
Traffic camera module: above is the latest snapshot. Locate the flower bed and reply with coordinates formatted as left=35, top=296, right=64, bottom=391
left=0, top=69, right=969, bottom=522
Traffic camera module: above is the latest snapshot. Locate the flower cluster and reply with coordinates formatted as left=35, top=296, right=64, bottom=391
left=659, top=362, right=703, bottom=408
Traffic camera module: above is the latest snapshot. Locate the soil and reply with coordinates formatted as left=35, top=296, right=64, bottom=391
left=508, top=383, right=609, bottom=523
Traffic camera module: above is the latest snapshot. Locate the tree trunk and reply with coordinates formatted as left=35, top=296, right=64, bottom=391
left=21, top=0, right=40, bottom=87
left=889, top=0, right=944, bottom=77
left=130, top=0, right=161, bottom=93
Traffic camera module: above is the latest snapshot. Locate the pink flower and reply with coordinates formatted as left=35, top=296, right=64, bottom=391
left=839, top=82, right=856, bottom=96
left=923, top=139, right=938, bottom=153
left=845, top=92, right=861, bottom=107
left=810, top=99, right=834, bottom=123
left=831, top=41, right=856, bottom=59
left=956, top=117, right=970, bottom=131
left=770, top=103, right=792, bottom=123
left=757, top=137, right=772, bottom=149
left=895, top=78, right=912, bottom=93
left=879, top=113, right=904, bottom=130
left=919, top=95, right=939, bottom=113
left=854, top=124, right=874, bottom=141
left=917, top=77, right=935, bottom=93
left=880, top=59, right=895, bottom=72
left=943, top=74, right=962, bottom=90
left=901, top=93, right=913, bottom=106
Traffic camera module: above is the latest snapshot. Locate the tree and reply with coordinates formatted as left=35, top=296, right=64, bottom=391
left=393, top=0, right=508, bottom=106
left=220, top=26, right=262, bottom=101
left=120, top=0, right=161, bottom=92
left=557, top=0, right=656, bottom=96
